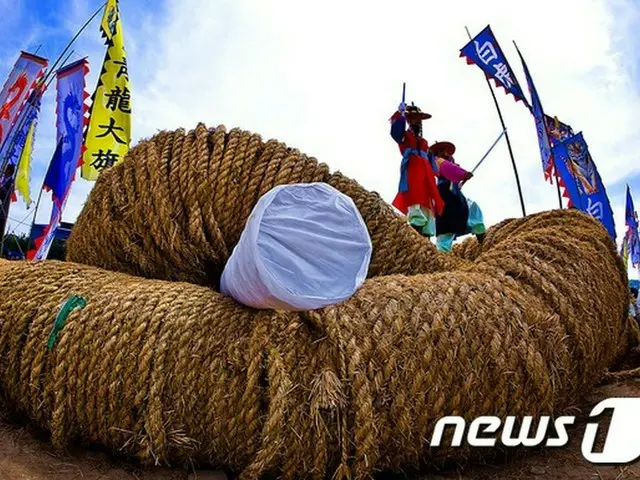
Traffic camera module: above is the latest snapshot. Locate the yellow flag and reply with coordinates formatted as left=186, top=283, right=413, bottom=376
left=15, top=121, right=35, bottom=207
left=82, top=0, right=131, bottom=181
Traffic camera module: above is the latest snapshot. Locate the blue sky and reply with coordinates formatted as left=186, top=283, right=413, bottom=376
left=1, top=0, right=639, bottom=278
left=0, top=0, right=163, bottom=231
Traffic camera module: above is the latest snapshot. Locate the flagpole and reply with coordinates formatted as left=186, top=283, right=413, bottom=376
left=0, top=90, right=41, bottom=245
left=552, top=116, right=567, bottom=209
left=26, top=168, right=49, bottom=250
left=0, top=3, right=104, bottom=247
left=554, top=171, right=563, bottom=208
left=0, top=190, right=13, bottom=255
left=0, top=82, right=46, bottom=246
left=469, top=129, right=506, bottom=175
left=43, top=3, right=106, bottom=86
left=512, top=41, right=563, bottom=210
left=45, top=50, right=76, bottom=89
left=23, top=52, right=81, bottom=246
left=0, top=50, right=76, bottom=179
left=465, top=26, right=526, bottom=217
left=0, top=2, right=104, bottom=160
left=0, top=180, right=13, bottom=250
left=0, top=3, right=99, bottom=171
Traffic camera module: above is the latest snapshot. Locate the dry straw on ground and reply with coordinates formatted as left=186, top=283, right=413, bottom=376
left=0, top=123, right=636, bottom=479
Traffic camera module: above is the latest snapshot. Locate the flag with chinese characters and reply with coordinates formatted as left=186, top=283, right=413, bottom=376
left=460, top=25, right=528, bottom=105
left=625, top=185, right=640, bottom=267
left=551, top=132, right=616, bottom=239
left=82, top=0, right=131, bottom=180
left=0, top=51, right=47, bottom=152
left=514, top=44, right=554, bottom=182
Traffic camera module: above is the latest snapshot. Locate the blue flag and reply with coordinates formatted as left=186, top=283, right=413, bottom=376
left=626, top=185, right=638, bottom=230
left=545, top=115, right=574, bottom=147
left=33, top=59, right=87, bottom=262
left=552, top=132, right=616, bottom=240
left=0, top=83, right=43, bottom=169
left=460, top=25, right=528, bottom=105
left=632, top=231, right=640, bottom=269
left=43, top=59, right=87, bottom=208
left=514, top=44, right=554, bottom=182
left=626, top=185, right=640, bottom=267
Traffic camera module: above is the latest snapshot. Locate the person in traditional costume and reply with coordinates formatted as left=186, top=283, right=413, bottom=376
left=389, top=102, right=472, bottom=237
left=428, top=141, right=486, bottom=252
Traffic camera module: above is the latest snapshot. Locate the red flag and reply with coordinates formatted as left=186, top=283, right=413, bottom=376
left=0, top=51, right=48, bottom=151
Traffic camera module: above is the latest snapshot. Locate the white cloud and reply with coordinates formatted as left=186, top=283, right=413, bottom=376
left=131, top=0, right=640, bottom=224
left=5, top=0, right=640, bottom=278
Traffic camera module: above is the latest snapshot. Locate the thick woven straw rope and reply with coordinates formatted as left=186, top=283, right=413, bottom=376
left=0, top=123, right=636, bottom=479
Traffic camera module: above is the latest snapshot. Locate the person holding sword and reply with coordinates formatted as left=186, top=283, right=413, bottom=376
left=389, top=98, right=473, bottom=238
left=429, top=141, right=486, bottom=252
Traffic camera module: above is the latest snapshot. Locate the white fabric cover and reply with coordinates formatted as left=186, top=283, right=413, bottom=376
left=220, top=182, right=372, bottom=311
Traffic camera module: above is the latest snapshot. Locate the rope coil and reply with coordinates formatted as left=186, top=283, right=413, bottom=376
left=0, top=123, right=635, bottom=479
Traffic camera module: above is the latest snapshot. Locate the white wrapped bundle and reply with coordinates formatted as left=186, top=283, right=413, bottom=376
left=220, top=182, right=372, bottom=311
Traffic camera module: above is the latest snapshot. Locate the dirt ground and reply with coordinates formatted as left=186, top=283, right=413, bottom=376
left=0, top=376, right=639, bottom=479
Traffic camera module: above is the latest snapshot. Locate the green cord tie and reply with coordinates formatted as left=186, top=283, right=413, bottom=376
left=47, top=295, right=87, bottom=350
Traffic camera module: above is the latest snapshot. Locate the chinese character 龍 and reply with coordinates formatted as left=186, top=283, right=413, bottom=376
left=105, top=86, right=131, bottom=113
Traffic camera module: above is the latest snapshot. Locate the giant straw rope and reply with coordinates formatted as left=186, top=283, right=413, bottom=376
left=0, top=123, right=636, bottom=479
